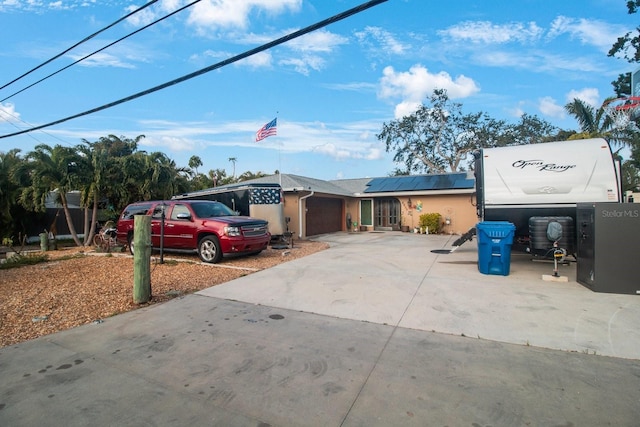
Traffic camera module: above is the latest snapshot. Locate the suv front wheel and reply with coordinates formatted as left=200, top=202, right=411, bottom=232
left=198, top=235, right=222, bottom=263
left=128, top=233, right=135, bottom=256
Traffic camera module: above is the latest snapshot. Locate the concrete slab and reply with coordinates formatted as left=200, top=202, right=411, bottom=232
left=2, top=231, right=640, bottom=426
left=201, top=232, right=640, bottom=359
left=1, top=297, right=393, bottom=427
left=345, top=327, right=640, bottom=426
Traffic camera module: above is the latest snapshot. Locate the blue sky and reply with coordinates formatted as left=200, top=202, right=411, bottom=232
left=0, top=0, right=637, bottom=180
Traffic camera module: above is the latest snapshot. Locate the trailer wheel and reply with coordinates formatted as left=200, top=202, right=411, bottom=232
left=199, top=235, right=222, bottom=263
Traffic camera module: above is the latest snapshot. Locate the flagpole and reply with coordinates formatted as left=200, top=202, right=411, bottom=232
left=277, top=113, right=281, bottom=186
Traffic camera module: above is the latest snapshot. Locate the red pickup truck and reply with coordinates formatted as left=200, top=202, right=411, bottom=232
left=116, top=200, right=270, bottom=263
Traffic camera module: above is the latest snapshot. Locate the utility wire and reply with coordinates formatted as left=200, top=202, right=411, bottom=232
left=0, top=0, right=158, bottom=92
left=0, top=0, right=388, bottom=140
left=0, top=107, right=72, bottom=146
left=1, top=0, right=201, bottom=104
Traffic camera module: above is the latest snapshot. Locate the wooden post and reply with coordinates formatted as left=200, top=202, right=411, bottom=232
left=133, top=215, right=151, bottom=304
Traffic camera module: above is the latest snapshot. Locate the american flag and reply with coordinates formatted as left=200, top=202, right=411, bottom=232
left=255, top=118, right=277, bottom=142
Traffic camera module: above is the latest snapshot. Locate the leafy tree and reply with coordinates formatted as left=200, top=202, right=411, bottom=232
left=608, top=1, right=640, bottom=63
left=612, top=72, right=632, bottom=97
left=378, top=89, right=556, bottom=173
left=510, top=113, right=559, bottom=144
left=621, top=160, right=640, bottom=192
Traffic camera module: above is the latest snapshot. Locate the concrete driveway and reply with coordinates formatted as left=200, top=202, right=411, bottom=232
left=1, top=231, right=639, bottom=426
left=202, top=231, right=640, bottom=359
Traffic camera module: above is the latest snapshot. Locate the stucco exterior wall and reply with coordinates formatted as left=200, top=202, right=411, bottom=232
left=283, top=192, right=477, bottom=239
left=282, top=194, right=303, bottom=239
left=398, top=194, right=477, bottom=235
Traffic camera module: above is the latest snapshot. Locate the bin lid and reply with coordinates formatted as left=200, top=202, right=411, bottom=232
left=477, top=221, right=515, bottom=229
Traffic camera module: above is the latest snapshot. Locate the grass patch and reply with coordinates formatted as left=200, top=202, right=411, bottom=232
left=0, top=253, right=49, bottom=269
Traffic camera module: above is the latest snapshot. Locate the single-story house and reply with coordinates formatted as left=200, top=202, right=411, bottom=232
left=236, top=172, right=477, bottom=239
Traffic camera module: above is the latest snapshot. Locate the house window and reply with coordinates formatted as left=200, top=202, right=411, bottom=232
left=360, top=199, right=373, bottom=226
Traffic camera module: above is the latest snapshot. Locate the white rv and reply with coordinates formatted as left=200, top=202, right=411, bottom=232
left=474, top=138, right=621, bottom=253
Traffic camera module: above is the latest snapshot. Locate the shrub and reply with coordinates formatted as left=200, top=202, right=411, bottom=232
left=419, top=213, right=442, bottom=234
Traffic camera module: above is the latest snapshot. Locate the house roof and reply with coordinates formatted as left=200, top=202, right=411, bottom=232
left=238, top=174, right=355, bottom=196
left=219, top=172, right=475, bottom=197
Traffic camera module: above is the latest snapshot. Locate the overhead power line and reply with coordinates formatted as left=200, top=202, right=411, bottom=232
left=1, top=0, right=201, bottom=104
left=0, top=0, right=158, bottom=92
left=0, top=107, right=73, bottom=146
left=0, top=0, right=388, bottom=140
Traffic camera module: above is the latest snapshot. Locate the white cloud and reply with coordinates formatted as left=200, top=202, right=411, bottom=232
left=547, top=16, right=627, bottom=51
left=538, top=96, right=565, bottom=119
left=187, top=0, right=301, bottom=30
left=566, top=88, right=600, bottom=107
left=128, top=118, right=385, bottom=163
left=0, top=102, right=21, bottom=123
left=354, top=26, right=408, bottom=55
left=189, top=48, right=272, bottom=68
left=439, top=21, right=544, bottom=44
left=237, top=51, right=272, bottom=68
left=286, top=30, right=348, bottom=53
left=68, top=51, right=137, bottom=68
left=279, top=54, right=325, bottom=76
left=0, top=0, right=84, bottom=12
left=144, top=135, right=199, bottom=152
left=378, top=64, right=480, bottom=118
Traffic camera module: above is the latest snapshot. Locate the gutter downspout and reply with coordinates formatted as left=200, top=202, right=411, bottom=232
left=298, top=190, right=314, bottom=239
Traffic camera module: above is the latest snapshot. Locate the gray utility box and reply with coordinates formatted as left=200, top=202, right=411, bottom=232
left=576, top=203, right=640, bottom=295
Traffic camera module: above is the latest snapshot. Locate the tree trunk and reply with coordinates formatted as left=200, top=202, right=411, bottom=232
left=60, top=193, right=83, bottom=246
left=83, top=196, right=99, bottom=246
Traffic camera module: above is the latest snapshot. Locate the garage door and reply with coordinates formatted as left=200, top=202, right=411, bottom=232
left=305, top=197, right=342, bottom=236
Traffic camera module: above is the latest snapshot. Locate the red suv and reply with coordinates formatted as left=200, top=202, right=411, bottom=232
left=116, top=200, right=270, bottom=263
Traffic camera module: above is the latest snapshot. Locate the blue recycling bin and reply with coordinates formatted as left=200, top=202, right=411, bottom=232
left=476, top=221, right=516, bottom=276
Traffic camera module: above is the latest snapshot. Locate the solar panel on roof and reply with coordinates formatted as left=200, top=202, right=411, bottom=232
left=363, top=173, right=474, bottom=193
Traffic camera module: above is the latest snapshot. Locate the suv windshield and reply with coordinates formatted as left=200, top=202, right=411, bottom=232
left=191, top=201, right=236, bottom=218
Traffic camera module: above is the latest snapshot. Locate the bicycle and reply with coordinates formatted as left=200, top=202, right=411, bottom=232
left=93, top=221, right=118, bottom=252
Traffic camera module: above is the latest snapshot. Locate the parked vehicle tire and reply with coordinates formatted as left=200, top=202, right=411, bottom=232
left=198, top=235, right=222, bottom=263
left=128, top=233, right=135, bottom=255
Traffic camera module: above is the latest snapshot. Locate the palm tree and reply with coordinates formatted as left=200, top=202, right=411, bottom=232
left=13, top=144, right=84, bottom=246
left=0, top=149, right=31, bottom=240
left=75, top=135, right=145, bottom=245
left=228, top=157, right=237, bottom=179
left=237, top=171, right=268, bottom=182
left=189, top=155, right=203, bottom=176
left=141, top=152, right=190, bottom=200
left=564, top=97, right=637, bottom=146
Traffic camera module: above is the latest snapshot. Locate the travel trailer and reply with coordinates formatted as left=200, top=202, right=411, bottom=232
left=473, top=138, right=621, bottom=254
left=173, top=183, right=286, bottom=238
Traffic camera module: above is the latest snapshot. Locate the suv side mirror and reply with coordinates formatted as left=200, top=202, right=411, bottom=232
left=176, top=213, right=192, bottom=220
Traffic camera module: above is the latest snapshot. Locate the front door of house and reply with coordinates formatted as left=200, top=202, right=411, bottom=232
left=375, top=198, right=400, bottom=231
